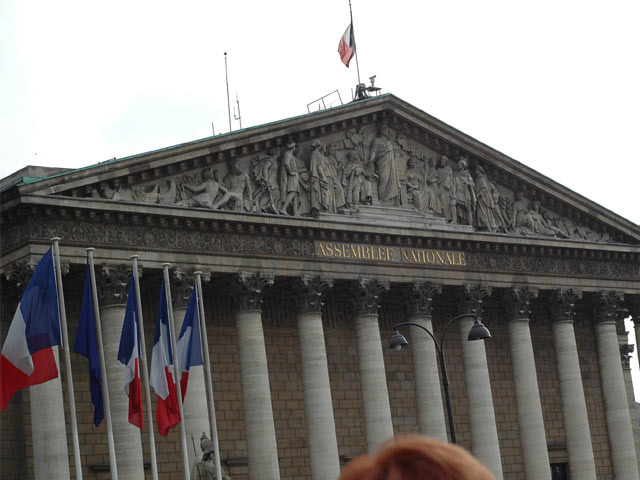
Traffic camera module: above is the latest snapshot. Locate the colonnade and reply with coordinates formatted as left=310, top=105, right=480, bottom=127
left=11, top=268, right=640, bottom=480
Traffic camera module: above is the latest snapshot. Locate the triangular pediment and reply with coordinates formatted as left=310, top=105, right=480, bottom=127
left=11, top=94, right=640, bottom=245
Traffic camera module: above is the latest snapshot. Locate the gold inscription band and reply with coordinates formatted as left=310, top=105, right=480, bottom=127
left=315, top=241, right=466, bottom=267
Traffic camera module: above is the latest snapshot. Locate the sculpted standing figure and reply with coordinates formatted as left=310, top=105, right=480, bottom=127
left=191, top=433, right=231, bottom=480
left=437, top=156, right=454, bottom=221
left=251, top=149, right=281, bottom=214
left=423, top=157, right=441, bottom=215
left=280, top=142, right=301, bottom=216
left=405, top=157, right=425, bottom=212
left=368, top=123, right=401, bottom=205
left=451, top=157, right=476, bottom=225
left=342, top=150, right=373, bottom=209
left=309, top=140, right=346, bottom=215
left=474, top=165, right=497, bottom=231
left=212, top=159, right=253, bottom=211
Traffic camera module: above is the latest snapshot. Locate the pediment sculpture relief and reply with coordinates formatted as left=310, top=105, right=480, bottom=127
left=85, top=122, right=611, bottom=243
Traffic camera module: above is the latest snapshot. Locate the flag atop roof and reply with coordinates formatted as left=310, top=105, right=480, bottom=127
left=338, top=23, right=356, bottom=67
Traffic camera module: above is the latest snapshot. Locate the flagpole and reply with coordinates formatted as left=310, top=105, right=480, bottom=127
left=349, top=0, right=362, bottom=88
left=131, top=255, right=159, bottom=480
left=86, top=248, right=118, bottom=480
left=51, top=237, right=83, bottom=480
left=162, top=263, right=192, bottom=480
left=194, top=272, right=222, bottom=480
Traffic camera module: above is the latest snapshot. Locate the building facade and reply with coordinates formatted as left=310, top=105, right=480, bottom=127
left=2, top=94, right=640, bottom=480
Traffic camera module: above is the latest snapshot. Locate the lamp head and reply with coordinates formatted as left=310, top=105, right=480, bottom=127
left=389, top=330, right=409, bottom=351
left=467, top=318, right=491, bottom=341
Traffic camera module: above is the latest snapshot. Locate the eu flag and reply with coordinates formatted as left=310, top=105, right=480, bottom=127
left=74, top=263, right=104, bottom=426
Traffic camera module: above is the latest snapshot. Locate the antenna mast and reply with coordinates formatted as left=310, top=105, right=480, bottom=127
left=224, top=52, right=232, bottom=132
left=234, top=93, right=243, bottom=129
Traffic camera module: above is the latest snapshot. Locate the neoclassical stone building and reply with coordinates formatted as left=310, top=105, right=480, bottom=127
left=2, top=94, right=640, bottom=480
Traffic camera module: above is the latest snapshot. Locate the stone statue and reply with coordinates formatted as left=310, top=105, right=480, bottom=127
left=423, top=157, right=441, bottom=215
left=280, top=142, right=301, bottom=216
left=437, top=156, right=454, bottom=222
left=190, top=432, right=231, bottom=480
left=451, top=157, right=476, bottom=225
left=212, top=159, right=253, bottom=211
left=489, top=180, right=509, bottom=232
left=405, top=157, right=425, bottom=212
left=251, top=149, right=281, bottom=214
left=309, top=140, right=346, bottom=215
left=367, top=123, right=402, bottom=206
left=180, top=168, right=228, bottom=209
left=342, top=150, right=374, bottom=210
left=474, top=165, right=497, bottom=232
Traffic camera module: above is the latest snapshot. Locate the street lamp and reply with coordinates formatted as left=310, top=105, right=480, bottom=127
left=389, top=313, right=491, bottom=444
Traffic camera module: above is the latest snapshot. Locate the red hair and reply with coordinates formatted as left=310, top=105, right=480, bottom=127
left=339, top=435, right=495, bottom=480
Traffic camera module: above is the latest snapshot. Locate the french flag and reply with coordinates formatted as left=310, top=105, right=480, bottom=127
left=150, top=277, right=181, bottom=436
left=338, top=23, right=356, bottom=67
left=0, top=248, right=60, bottom=411
left=117, top=279, right=143, bottom=429
left=176, top=288, right=204, bottom=401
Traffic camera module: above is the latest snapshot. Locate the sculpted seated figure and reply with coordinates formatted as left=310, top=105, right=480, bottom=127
left=212, top=159, right=253, bottom=211
left=191, top=433, right=231, bottom=480
left=180, top=168, right=226, bottom=209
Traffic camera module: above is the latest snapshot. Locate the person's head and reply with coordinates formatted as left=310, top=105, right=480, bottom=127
left=202, top=168, right=213, bottom=180
left=311, top=139, right=322, bottom=150
left=439, top=155, right=449, bottom=167
left=457, top=157, right=468, bottom=170
left=408, top=157, right=417, bottom=168
left=339, top=435, right=494, bottom=480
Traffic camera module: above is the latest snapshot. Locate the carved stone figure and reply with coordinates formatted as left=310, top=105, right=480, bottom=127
left=251, top=149, right=281, bottom=214
left=190, top=432, right=231, bottom=480
left=474, top=165, right=497, bottom=232
left=310, top=140, right=346, bottom=215
left=280, top=142, right=301, bottom=216
left=423, top=157, right=441, bottom=215
left=489, top=180, right=509, bottom=232
left=405, top=157, right=425, bottom=212
left=213, top=159, right=253, bottom=211
left=342, top=150, right=373, bottom=209
left=437, top=156, right=454, bottom=222
left=368, top=123, right=402, bottom=206
left=452, top=157, right=476, bottom=225
left=180, top=168, right=227, bottom=209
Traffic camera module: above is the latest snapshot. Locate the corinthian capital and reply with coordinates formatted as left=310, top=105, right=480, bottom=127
left=98, top=263, right=132, bottom=307
left=230, top=271, right=275, bottom=312
left=405, top=281, right=442, bottom=317
left=548, top=288, right=582, bottom=323
left=293, top=275, right=333, bottom=314
left=349, top=278, right=390, bottom=316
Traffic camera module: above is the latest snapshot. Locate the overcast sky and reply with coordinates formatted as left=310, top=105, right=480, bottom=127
left=2, top=1, right=640, bottom=391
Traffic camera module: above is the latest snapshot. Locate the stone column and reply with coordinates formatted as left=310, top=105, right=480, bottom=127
left=171, top=268, right=210, bottom=468
left=293, top=276, right=340, bottom=480
left=350, top=278, right=394, bottom=452
left=506, top=287, right=551, bottom=480
left=626, top=294, right=640, bottom=472
left=593, top=291, right=639, bottom=480
left=1, top=263, right=32, bottom=479
left=404, top=282, right=447, bottom=441
left=231, top=272, right=280, bottom=480
left=30, top=346, right=71, bottom=479
left=98, top=264, right=145, bottom=477
left=458, top=285, right=503, bottom=480
left=549, top=289, right=596, bottom=480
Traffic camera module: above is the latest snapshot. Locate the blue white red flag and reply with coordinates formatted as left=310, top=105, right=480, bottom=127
left=117, top=279, right=143, bottom=429
left=338, top=23, right=356, bottom=67
left=176, top=288, right=204, bottom=400
left=150, top=277, right=181, bottom=435
left=73, top=262, right=104, bottom=426
left=0, top=248, right=60, bottom=411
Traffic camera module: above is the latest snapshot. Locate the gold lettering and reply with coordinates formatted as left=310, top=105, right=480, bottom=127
left=334, top=243, right=342, bottom=257
left=420, top=250, right=427, bottom=264
left=362, top=246, right=370, bottom=259
left=401, top=249, right=409, bottom=261
left=378, top=246, right=387, bottom=261
left=386, top=247, right=394, bottom=261
left=351, top=245, right=360, bottom=259
left=458, top=252, right=466, bottom=266
left=445, top=251, right=455, bottom=265
left=411, top=250, right=419, bottom=263
left=342, top=244, right=350, bottom=258
left=318, top=242, right=328, bottom=256
left=371, top=246, right=379, bottom=260
left=435, top=251, right=445, bottom=264
left=426, top=250, right=435, bottom=263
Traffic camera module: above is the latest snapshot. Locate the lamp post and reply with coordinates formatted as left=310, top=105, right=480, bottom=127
left=389, top=313, right=491, bottom=444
